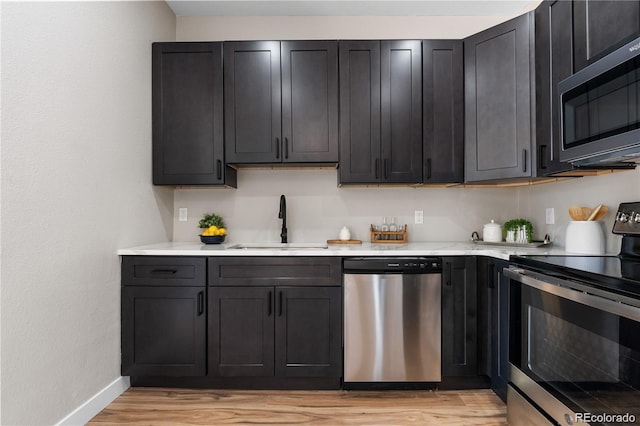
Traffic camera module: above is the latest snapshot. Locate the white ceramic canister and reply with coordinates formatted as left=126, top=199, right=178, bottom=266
left=565, top=221, right=605, bottom=254
left=339, top=226, right=351, bottom=241
left=483, top=220, right=503, bottom=243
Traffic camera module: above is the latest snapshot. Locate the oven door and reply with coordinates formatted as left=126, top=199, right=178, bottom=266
left=505, top=267, right=640, bottom=426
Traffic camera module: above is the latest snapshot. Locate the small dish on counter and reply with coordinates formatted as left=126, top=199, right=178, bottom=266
left=200, top=235, right=226, bottom=244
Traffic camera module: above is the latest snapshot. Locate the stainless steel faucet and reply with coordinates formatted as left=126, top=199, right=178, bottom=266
left=279, top=194, right=287, bottom=243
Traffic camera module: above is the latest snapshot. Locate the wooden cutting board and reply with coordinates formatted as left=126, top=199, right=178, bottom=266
left=327, top=239, right=363, bottom=244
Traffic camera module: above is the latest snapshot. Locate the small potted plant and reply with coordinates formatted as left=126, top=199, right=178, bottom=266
left=198, top=213, right=227, bottom=244
left=503, top=218, right=532, bottom=243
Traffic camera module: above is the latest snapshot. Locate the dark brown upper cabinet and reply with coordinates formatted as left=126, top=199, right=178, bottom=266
left=422, top=40, right=464, bottom=184
left=464, top=13, right=534, bottom=183
left=152, top=42, right=236, bottom=186
left=535, top=1, right=638, bottom=177
left=339, top=40, right=422, bottom=184
left=534, top=0, right=575, bottom=176
left=224, top=41, right=339, bottom=165
left=573, top=0, right=640, bottom=72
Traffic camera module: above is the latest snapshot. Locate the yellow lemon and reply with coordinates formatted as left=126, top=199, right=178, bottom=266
left=219, top=228, right=227, bottom=236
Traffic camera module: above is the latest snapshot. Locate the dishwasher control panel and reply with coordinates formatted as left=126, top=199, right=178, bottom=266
left=343, top=257, right=442, bottom=273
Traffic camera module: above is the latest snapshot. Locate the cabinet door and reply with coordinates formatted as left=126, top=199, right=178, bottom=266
left=121, top=286, right=206, bottom=376
left=275, top=287, right=342, bottom=377
left=423, top=40, right=464, bottom=184
left=488, top=259, right=510, bottom=402
left=573, top=0, right=640, bottom=72
left=464, top=13, right=533, bottom=182
left=380, top=40, right=422, bottom=183
left=338, top=41, right=381, bottom=184
left=535, top=1, right=575, bottom=176
left=224, top=41, right=281, bottom=164
left=152, top=42, right=235, bottom=186
left=442, top=257, right=478, bottom=376
left=281, top=41, right=339, bottom=163
left=209, top=286, right=275, bottom=376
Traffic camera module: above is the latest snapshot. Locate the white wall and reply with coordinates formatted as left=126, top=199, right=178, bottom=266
left=176, top=15, right=528, bottom=41
left=173, top=169, right=519, bottom=243
left=1, top=2, right=176, bottom=424
left=517, top=169, right=640, bottom=254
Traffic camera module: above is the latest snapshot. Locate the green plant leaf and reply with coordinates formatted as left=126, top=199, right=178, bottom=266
left=198, top=213, right=225, bottom=229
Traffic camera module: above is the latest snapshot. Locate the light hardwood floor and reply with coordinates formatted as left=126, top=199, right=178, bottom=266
left=89, top=388, right=506, bottom=425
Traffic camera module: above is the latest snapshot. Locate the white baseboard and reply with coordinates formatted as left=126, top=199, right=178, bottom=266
left=56, top=376, right=130, bottom=426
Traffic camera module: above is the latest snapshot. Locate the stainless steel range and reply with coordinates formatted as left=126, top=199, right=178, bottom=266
left=506, top=202, right=640, bottom=425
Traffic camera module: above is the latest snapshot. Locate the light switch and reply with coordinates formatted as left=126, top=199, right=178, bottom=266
left=545, top=208, right=555, bottom=225
left=179, top=208, right=188, bottom=222
left=415, top=210, right=424, bottom=224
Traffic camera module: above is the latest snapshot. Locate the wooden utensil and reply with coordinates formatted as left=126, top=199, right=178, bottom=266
left=587, top=204, right=605, bottom=221
left=592, top=205, right=608, bottom=221
left=569, top=205, right=589, bottom=220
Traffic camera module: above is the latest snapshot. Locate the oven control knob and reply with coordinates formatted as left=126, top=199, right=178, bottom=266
left=634, top=212, right=640, bottom=223
left=564, top=413, right=574, bottom=425
left=617, top=212, right=630, bottom=223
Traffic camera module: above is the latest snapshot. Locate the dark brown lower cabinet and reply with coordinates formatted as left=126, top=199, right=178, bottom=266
left=121, top=286, right=207, bottom=376
left=487, top=258, right=510, bottom=402
left=442, top=256, right=478, bottom=377
left=209, top=286, right=342, bottom=378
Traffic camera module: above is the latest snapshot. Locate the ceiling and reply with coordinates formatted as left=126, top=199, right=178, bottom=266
left=166, top=0, right=542, bottom=17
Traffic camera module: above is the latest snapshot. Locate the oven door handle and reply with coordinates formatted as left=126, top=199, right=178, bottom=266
left=504, top=267, right=640, bottom=322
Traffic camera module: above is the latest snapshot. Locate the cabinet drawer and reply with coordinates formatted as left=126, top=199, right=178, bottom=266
left=208, top=257, right=342, bottom=286
left=122, top=256, right=206, bottom=287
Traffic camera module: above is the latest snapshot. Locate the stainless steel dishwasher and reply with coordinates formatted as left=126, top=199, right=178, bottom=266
left=343, top=257, right=442, bottom=384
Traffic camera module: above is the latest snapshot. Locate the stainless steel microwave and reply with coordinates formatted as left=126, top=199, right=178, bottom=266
left=559, top=36, right=640, bottom=165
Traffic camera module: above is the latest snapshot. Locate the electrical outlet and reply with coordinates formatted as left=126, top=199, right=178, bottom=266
left=179, top=208, right=188, bottom=222
left=545, top=207, right=555, bottom=225
left=414, top=210, right=424, bottom=224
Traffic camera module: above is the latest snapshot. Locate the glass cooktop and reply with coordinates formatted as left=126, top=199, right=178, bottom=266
left=510, top=255, right=640, bottom=300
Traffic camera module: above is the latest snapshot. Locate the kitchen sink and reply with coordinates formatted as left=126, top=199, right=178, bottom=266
left=229, top=242, right=328, bottom=250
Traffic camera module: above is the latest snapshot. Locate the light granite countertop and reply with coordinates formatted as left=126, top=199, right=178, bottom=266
left=118, top=241, right=572, bottom=261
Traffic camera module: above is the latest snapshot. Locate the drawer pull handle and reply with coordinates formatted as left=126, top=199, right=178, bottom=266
left=197, top=291, right=204, bottom=316
left=151, top=269, right=177, bottom=275
left=268, top=291, right=273, bottom=316
left=278, top=291, right=283, bottom=316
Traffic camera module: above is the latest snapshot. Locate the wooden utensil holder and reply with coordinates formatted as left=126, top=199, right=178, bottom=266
left=370, top=225, right=408, bottom=243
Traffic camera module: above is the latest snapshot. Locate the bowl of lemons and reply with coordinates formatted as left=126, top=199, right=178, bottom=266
left=198, top=213, right=227, bottom=244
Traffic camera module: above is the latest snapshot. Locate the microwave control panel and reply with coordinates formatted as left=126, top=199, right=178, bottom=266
left=613, top=202, right=640, bottom=235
